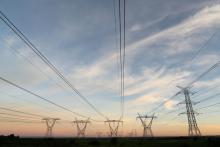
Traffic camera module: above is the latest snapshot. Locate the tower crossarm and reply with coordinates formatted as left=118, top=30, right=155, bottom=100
left=72, top=118, right=90, bottom=137
left=105, top=119, right=123, bottom=137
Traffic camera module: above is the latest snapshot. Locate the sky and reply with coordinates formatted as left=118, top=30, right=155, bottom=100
left=0, top=0, right=220, bottom=137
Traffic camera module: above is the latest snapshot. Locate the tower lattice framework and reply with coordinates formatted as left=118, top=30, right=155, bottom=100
left=137, top=113, right=156, bottom=137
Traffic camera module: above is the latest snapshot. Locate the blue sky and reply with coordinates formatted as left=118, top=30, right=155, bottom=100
left=0, top=0, right=220, bottom=136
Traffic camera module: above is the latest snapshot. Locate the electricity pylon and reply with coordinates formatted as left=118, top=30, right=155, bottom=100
left=137, top=113, right=156, bottom=137
left=177, top=86, right=201, bottom=136
left=105, top=120, right=123, bottom=137
left=42, top=118, right=60, bottom=137
left=72, top=118, right=90, bottom=137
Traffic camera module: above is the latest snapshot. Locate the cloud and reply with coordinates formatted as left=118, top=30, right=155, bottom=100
left=194, top=76, right=220, bottom=89
left=164, top=100, right=178, bottom=110
left=194, top=54, right=220, bottom=67
left=127, top=4, right=220, bottom=58
left=130, top=24, right=142, bottom=32
left=41, top=3, right=220, bottom=111
left=127, top=92, right=161, bottom=106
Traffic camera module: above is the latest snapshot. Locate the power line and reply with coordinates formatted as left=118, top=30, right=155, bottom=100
left=144, top=52, right=220, bottom=116
left=148, top=61, right=220, bottom=115
left=113, top=0, right=123, bottom=119
left=187, top=61, right=220, bottom=87
left=161, top=116, right=179, bottom=126
left=122, top=0, right=126, bottom=119
left=0, top=10, right=108, bottom=120
left=0, top=108, right=75, bottom=124
left=0, top=112, right=41, bottom=120
left=113, top=0, right=121, bottom=86
left=113, top=0, right=118, bottom=52
left=148, top=62, right=220, bottom=125
left=197, top=92, right=220, bottom=104
left=0, top=116, right=41, bottom=123
left=148, top=92, right=180, bottom=114
left=118, top=0, right=126, bottom=119
left=195, top=102, right=220, bottom=111
left=159, top=91, right=220, bottom=118
left=0, top=35, right=73, bottom=98
left=188, top=30, right=219, bottom=62
left=0, top=119, right=40, bottom=124
left=0, top=106, right=45, bottom=118
left=163, top=84, right=220, bottom=114
left=0, top=89, right=61, bottom=114
left=161, top=26, right=220, bottom=99
left=0, top=77, right=102, bottom=122
left=191, top=84, right=220, bottom=99
left=118, top=0, right=123, bottom=119
left=203, top=110, right=220, bottom=114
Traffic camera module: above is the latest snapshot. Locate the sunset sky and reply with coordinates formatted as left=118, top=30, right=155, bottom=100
left=0, top=0, right=220, bottom=137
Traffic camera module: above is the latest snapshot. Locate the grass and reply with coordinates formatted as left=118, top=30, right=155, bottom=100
left=0, top=135, right=220, bottom=147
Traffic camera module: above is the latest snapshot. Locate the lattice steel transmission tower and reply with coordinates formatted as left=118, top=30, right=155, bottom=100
left=42, top=118, right=60, bottom=137
left=72, top=118, right=90, bottom=137
left=137, top=113, right=156, bottom=137
left=105, top=120, right=123, bottom=137
left=177, top=86, right=201, bottom=136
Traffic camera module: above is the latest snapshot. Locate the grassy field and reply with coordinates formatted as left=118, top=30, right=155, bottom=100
left=0, top=136, right=220, bottom=147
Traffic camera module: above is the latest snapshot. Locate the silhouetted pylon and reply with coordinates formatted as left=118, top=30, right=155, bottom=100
left=137, top=113, right=156, bottom=137
left=105, top=119, right=123, bottom=137
left=177, top=86, right=201, bottom=136
left=42, top=118, right=59, bottom=137
left=72, top=118, right=90, bottom=137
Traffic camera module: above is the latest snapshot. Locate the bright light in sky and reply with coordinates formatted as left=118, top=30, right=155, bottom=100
left=0, top=0, right=220, bottom=137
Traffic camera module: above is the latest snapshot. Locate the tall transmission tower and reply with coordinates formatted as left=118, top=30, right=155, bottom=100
left=42, top=118, right=60, bottom=137
left=177, top=86, right=201, bottom=136
left=72, top=118, right=90, bottom=137
left=136, top=113, right=156, bottom=137
left=105, top=120, right=123, bottom=137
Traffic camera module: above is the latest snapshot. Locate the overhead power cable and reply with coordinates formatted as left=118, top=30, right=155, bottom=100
left=118, top=0, right=123, bottom=119
left=122, top=0, right=126, bottom=119
left=0, top=10, right=108, bottom=120
left=0, top=107, right=80, bottom=123
left=192, top=84, right=220, bottom=99
left=0, top=119, right=40, bottom=124
left=148, top=92, right=180, bottom=115
left=197, top=92, right=220, bottom=104
left=195, top=102, right=220, bottom=111
left=118, top=0, right=126, bottom=120
left=148, top=61, right=220, bottom=115
left=113, top=0, right=118, bottom=52
left=161, top=116, right=179, bottom=126
left=187, top=61, right=220, bottom=87
left=0, top=89, right=61, bottom=114
left=0, top=112, right=40, bottom=120
left=0, top=116, right=41, bottom=124
left=0, top=106, right=45, bottom=118
left=158, top=92, right=220, bottom=118
left=0, top=77, right=102, bottom=122
left=0, top=35, right=72, bottom=98
left=162, top=26, right=219, bottom=98
left=113, top=0, right=124, bottom=120
left=189, top=30, right=219, bottom=62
